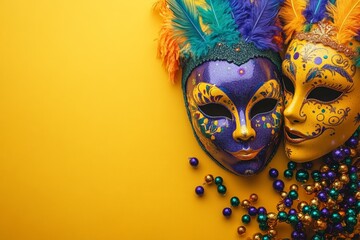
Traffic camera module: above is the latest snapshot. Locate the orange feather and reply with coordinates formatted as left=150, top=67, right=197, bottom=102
left=327, top=0, right=360, bottom=44
left=279, top=0, right=307, bottom=44
left=154, top=0, right=181, bottom=83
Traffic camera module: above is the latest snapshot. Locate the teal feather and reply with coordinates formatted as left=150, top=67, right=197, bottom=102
left=168, top=0, right=210, bottom=58
left=197, top=0, right=240, bottom=45
left=356, top=48, right=360, bottom=67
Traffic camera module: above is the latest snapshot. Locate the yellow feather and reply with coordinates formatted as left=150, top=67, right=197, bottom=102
left=154, top=0, right=181, bottom=83
left=279, top=0, right=307, bottom=43
left=327, top=0, right=360, bottom=44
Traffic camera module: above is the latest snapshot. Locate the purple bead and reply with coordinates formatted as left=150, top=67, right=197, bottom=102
left=284, top=198, right=293, bottom=207
left=273, top=179, right=285, bottom=192
left=195, top=186, right=204, bottom=196
left=302, top=162, right=313, bottom=169
left=346, top=137, right=359, bottom=148
left=327, top=171, right=337, bottom=181
left=299, top=232, right=306, bottom=240
left=321, top=208, right=330, bottom=218
left=248, top=206, right=258, bottom=216
left=334, top=223, right=343, bottom=232
left=318, top=191, right=328, bottom=202
left=289, top=209, right=297, bottom=215
left=269, top=168, right=279, bottom=178
left=332, top=149, right=345, bottom=162
left=321, top=173, right=327, bottom=179
left=295, top=222, right=303, bottom=230
left=346, top=196, right=356, bottom=206
left=222, top=207, right=232, bottom=217
left=291, top=231, right=300, bottom=239
left=257, top=207, right=267, bottom=215
left=189, top=157, right=199, bottom=167
left=323, top=155, right=334, bottom=164
left=350, top=166, right=357, bottom=174
left=342, top=147, right=351, bottom=157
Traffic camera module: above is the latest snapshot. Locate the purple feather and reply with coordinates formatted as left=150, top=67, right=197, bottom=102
left=303, top=0, right=328, bottom=24
left=228, top=0, right=251, bottom=30
left=239, top=0, right=282, bottom=51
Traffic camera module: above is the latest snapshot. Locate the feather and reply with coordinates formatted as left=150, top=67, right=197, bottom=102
left=167, top=0, right=210, bottom=57
left=279, top=0, right=307, bottom=43
left=154, top=0, right=181, bottom=83
left=197, top=0, right=240, bottom=44
left=240, top=0, right=282, bottom=51
left=303, top=0, right=328, bottom=25
left=228, top=0, right=251, bottom=31
left=327, top=0, right=360, bottom=44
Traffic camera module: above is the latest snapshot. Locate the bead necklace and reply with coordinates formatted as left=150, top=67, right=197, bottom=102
left=190, top=126, right=360, bottom=239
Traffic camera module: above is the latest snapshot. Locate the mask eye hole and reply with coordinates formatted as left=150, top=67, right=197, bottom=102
left=198, top=103, right=232, bottom=119
left=283, top=76, right=295, bottom=94
left=307, top=87, right=343, bottom=103
left=250, top=98, right=278, bottom=119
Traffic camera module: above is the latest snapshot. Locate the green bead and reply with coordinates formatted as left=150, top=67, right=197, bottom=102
left=242, top=214, right=251, bottom=224
left=287, top=161, right=297, bottom=170
left=277, top=211, right=288, bottom=222
left=329, top=162, right=339, bottom=171
left=230, top=196, right=240, bottom=207
left=214, top=176, right=223, bottom=185
left=348, top=183, right=358, bottom=193
left=288, top=215, right=299, bottom=225
left=217, top=184, right=226, bottom=194
left=344, top=158, right=352, bottom=166
left=302, top=205, right=311, bottom=214
left=349, top=173, right=358, bottom=182
left=288, top=190, right=298, bottom=200
left=295, top=169, right=309, bottom=183
left=346, top=209, right=356, bottom=216
left=345, top=216, right=357, bottom=226
left=331, top=212, right=342, bottom=224
left=259, top=222, right=269, bottom=231
left=312, top=234, right=324, bottom=240
left=329, top=188, right=339, bottom=199
left=257, top=214, right=267, bottom=223
left=284, top=169, right=293, bottom=179
left=355, top=201, right=360, bottom=211
left=310, top=209, right=321, bottom=220
left=311, top=171, right=321, bottom=182
left=353, top=131, right=359, bottom=137
left=262, top=235, right=271, bottom=240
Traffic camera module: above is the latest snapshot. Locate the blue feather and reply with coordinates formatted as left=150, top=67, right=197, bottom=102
left=240, top=0, right=282, bottom=51
left=228, top=0, right=251, bottom=31
left=198, top=0, right=240, bottom=45
left=303, top=0, right=328, bottom=25
left=168, top=0, right=209, bottom=57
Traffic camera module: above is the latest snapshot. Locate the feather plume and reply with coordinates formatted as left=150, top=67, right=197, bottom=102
left=197, top=0, right=240, bottom=44
left=240, top=0, right=282, bottom=51
left=357, top=48, right=360, bottom=67
left=167, top=0, right=210, bottom=57
left=228, top=0, right=251, bottom=31
left=154, top=0, right=181, bottom=83
left=279, top=0, right=307, bottom=43
left=303, top=0, right=328, bottom=25
left=327, top=0, right=360, bottom=44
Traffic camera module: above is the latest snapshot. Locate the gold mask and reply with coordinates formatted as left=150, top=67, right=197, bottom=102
left=282, top=39, right=360, bottom=162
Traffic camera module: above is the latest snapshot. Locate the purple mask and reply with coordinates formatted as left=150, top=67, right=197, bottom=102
left=185, top=58, right=284, bottom=175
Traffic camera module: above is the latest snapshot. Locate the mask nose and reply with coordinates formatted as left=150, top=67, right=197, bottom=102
left=232, top=109, right=256, bottom=142
left=284, top=94, right=306, bottom=124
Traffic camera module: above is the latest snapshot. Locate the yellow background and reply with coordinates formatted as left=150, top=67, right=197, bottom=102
left=0, top=1, right=297, bottom=239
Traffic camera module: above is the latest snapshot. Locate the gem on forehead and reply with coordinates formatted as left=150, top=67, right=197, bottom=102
left=239, top=68, right=245, bottom=75
left=294, top=52, right=300, bottom=60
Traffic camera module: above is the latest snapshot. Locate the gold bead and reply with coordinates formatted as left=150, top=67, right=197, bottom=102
left=204, top=174, right=214, bottom=184
left=267, top=212, right=277, bottom=224
left=314, top=182, right=322, bottom=191
left=355, top=192, right=360, bottom=200
left=268, top=229, right=277, bottom=237
left=297, top=201, right=308, bottom=212
left=277, top=203, right=285, bottom=211
left=303, top=215, right=312, bottom=226
left=338, top=165, right=348, bottom=174
left=327, top=198, right=336, bottom=208
left=305, top=185, right=314, bottom=194
left=339, top=211, right=346, bottom=218
left=350, top=148, right=357, bottom=157
left=241, top=200, right=251, bottom=208
left=337, top=194, right=344, bottom=203
left=320, top=165, right=330, bottom=173
left=249, top=193, right=258, bottom=203
left=298, top=212, right=305, bottom=221
left=321, top=180, right=328, bottom=187
left=235, top=47, right=241, bottom=52
left=315, top=220, right=327, bottom=231
left=253, top=233, right=263, bottom=240
left=332, top=180, right=343, bottom=191
left=290, top=184, right=299, bottom=191
left=340, top=174, right=350, bottom=184
left=237, top=226, right=246, bottom=235
left=310, top=197, right=319, bottom=207
left=280, top=191, right=288, bottom=199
